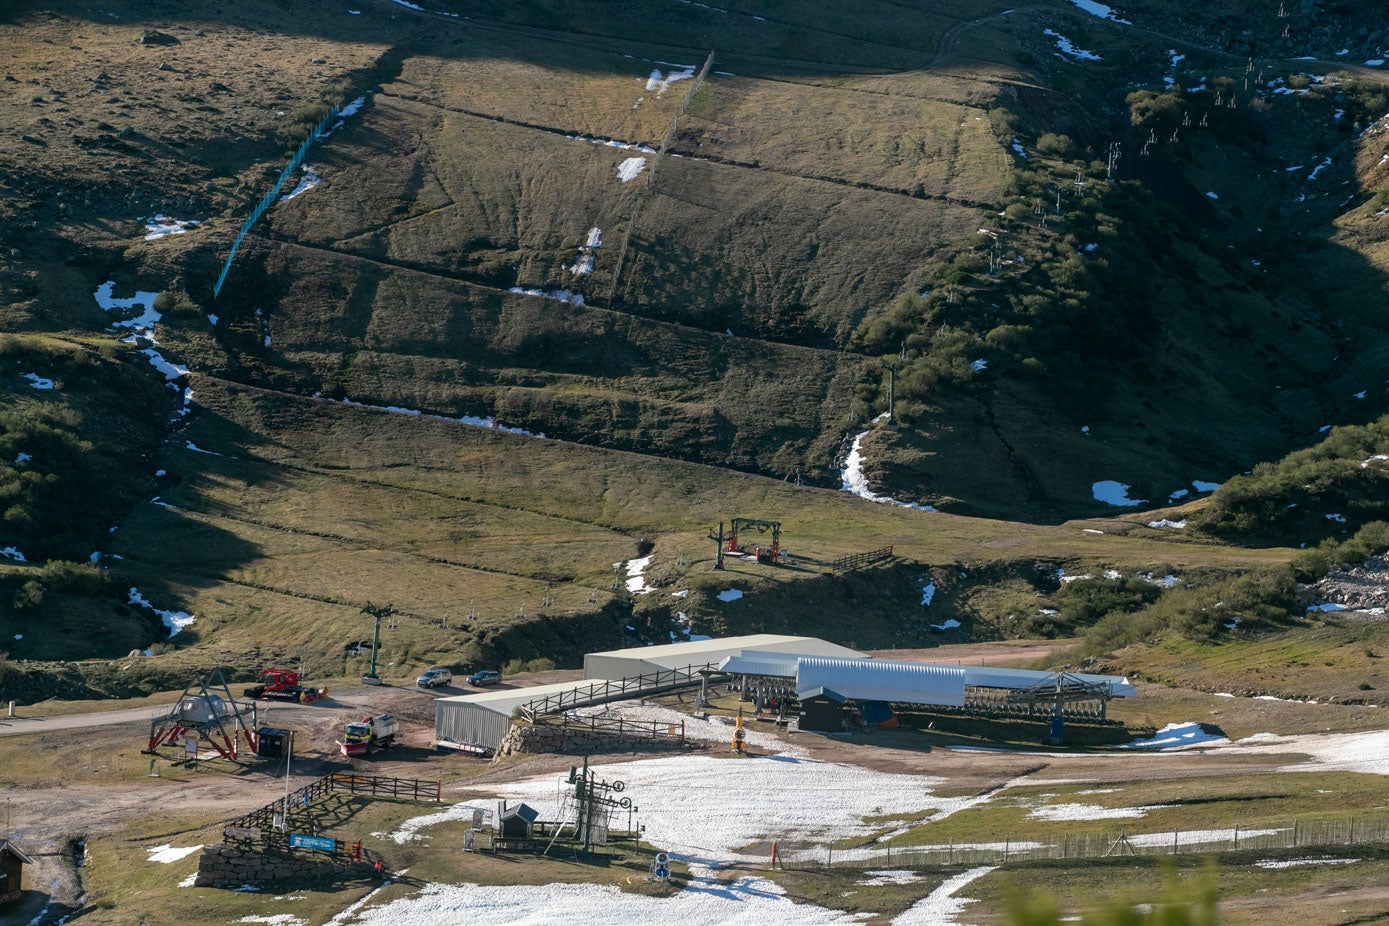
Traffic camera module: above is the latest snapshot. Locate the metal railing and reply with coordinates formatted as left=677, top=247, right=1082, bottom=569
left=518, top=665, right=721, bottom=722
left=542, top=713, right=687, bottom=742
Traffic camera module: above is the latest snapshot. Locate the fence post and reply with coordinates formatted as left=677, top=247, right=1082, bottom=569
left=1172, top=831, right=1178, bottom=855
left=1293, top=822, right=1298, bottom=847
left=1233, top=825, right=1239, bottom=850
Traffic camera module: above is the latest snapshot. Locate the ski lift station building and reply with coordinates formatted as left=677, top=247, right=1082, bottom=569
left=435, top=635, right=866, bottom=752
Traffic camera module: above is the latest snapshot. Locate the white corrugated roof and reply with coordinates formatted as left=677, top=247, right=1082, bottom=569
left=718, top=653, right=801, bottom=677
left=586, top=634, right=860, bottom=662
left=435, top=680, right=597, bottom=717
left=797, top=657, right=967, bottom=707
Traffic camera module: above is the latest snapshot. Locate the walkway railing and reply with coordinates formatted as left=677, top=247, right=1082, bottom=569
left=518, top=664, right=721, bottom=722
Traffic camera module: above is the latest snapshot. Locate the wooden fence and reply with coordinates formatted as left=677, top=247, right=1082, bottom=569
left=222, top=773, right=441, bottom=857
left=831, top=545, right=894, bottom=572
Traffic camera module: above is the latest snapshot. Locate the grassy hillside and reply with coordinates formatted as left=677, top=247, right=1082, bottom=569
left=3, top=0, right=1389, bottom=694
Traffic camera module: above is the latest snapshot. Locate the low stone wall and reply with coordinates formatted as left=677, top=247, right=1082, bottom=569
left=495, top=722, right=691, bottom=757
left=194, top=845, right=374, bottom=889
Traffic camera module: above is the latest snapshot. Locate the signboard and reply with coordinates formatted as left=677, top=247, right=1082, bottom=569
left=289, top=834, right=337, bottom=853
left=184, top=736, right=198, bottom=759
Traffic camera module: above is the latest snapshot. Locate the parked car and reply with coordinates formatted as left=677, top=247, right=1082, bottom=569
left=416, top=667, right=453, bottom=688
left=467, top=669, right=501, bottom=687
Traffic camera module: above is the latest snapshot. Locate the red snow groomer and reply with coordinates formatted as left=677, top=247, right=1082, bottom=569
left=242, top=668, right=328, bottom=703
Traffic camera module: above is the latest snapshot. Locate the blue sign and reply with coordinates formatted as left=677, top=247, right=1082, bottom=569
left=289, top=834, right=336, bottom=852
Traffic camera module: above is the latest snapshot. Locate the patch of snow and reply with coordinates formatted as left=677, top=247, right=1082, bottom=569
left=21, top=373, right=55, bottom=390
left=644, top=68, right=695, bottom=96
left=1123, top=722, right=1227, bottom=750
left=671, top=589, right=689, bottom=599
left=930, top=618, right=961, bottom=631
left=858, top=870, right=928, bottom=886
left=1307, top=157, right=1332, bottom=181
left=207, top=314, right=219, bottom=326
left=1307, top=602, right=1347, bottom=612
left=1065, top=0, right=1130, bottom=23
left=1044, top=29, right=1101, bottom=61
left=920, top=582, right=936, bottom=606
left=1092, top=480, right=1145, bottom=507
left=617, top=156, right=648, bottom=182
left=146, top=844, right=202, bottom=863
left=1367, top=59, right=1385, bottom=67
left=970, top=358, right=987, bottom=372
left=1147, top=519, right=1186, bottom=529
left=1, top=547, right=28, bottom=563
left=338, top=96, right=367, bottom=118
left=280, top=165, right=322, bottom=201
left=1080, top=425, right=1090, bottom=434
left=333, top=397, right=545, bottom=438
left=141, top=215, right=201, bottom=240
left=1360, top=455, right=1389, bottom=468
left=1355, top=390, right=1368, bottom=400
left=1029, top=803, right=1156, bottom=821
left=716, top=589, right=744, bottom=602
left=237, top=916, right=306, bottom=926
left=128, top=587, right=196, bottom=636
left=178, top=872, right=198, bottom=888
left=1081, top=528, right=1104, bottom=534
left=1254, top=857, right=1358, bottom=870
left=1168, top=488, right=1189, bottom=501
left=894, top=867, right=997, bottom=926
left=1326, top=513, right=1348, bottom=523
left=508, top=286, right=585, bottom=306
left=623, top=555, right=656, bottom=595
left=390, top=0, right=423, bottom=10
left=1191, top=480, right=1221, bottom=492
left=1128, top=828, right=1284, bottom=848
left=14, top=453, right=31, bottom=463
left=1205, top=191, right=1219, bottom=200
left=840, top=431, right=938, bottom=511
left=1010, top=138, right=1027, bottom=158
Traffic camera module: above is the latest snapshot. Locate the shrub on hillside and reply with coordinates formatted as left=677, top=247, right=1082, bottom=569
left=1082, top=569, right=1298, bottom=654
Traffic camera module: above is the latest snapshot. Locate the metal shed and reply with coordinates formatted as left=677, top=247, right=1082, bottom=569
left=435, top=681, right=597, bottom=752
left=796, top=686, right=848, bottom=732
left=583, top=634, right=866, bottom=680
left=797, top=657, right=968, bottom=707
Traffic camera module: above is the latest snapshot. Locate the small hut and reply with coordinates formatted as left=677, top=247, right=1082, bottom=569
left=0, top=839, right=34, bottom=906
left=796, top=686, right=847, bottom=732
left=498, top=803, right=540, bottom=841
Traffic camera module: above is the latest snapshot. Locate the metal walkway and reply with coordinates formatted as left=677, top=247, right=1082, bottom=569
left=518, top=664, right=723, bottom=722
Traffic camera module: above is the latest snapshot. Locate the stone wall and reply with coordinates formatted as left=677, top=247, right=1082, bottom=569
left=494, top=722, right=692, bottom=757
left=194, top=845, right=375, bottom=889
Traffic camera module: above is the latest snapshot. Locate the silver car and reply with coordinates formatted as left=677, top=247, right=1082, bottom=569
left=416, top=667, right=453, bottom=688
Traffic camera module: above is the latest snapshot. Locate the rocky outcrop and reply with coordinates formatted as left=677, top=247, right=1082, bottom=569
left=1304, top=556, right=1389, bottom=614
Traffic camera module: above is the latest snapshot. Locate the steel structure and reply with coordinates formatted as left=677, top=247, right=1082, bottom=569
left=146, top=669, right=259, bottom=762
